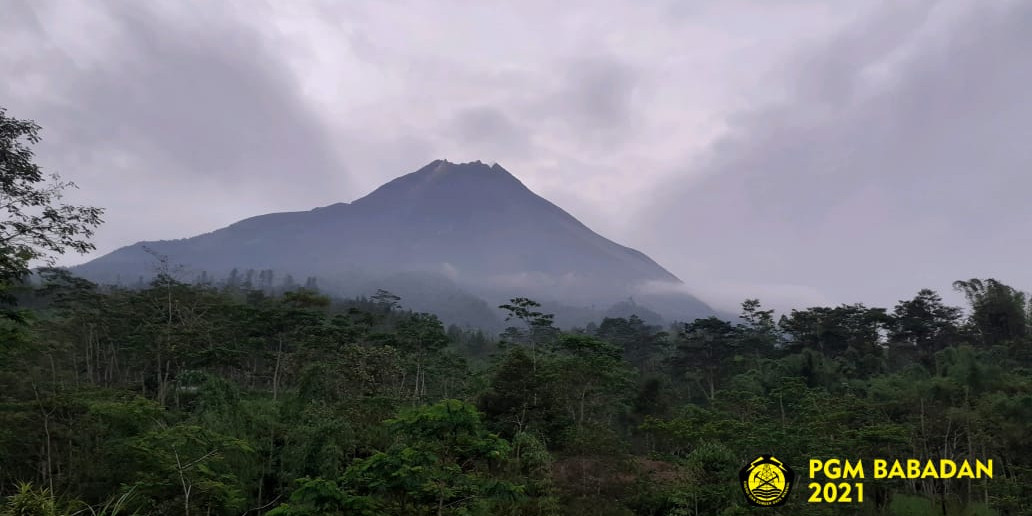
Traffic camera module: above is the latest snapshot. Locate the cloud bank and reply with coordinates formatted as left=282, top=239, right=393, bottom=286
left=636, top=0, right=1032, bottom=312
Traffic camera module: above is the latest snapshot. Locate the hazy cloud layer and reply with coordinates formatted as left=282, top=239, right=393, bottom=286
left=636, top=0, right=1032, bottom=312
left=4, top=0, right=1027, bottom=314
left=1, top=0, right=349, bottom=251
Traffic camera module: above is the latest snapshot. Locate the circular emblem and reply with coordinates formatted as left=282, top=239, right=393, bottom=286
left=739, top=455, right=795, bottom=507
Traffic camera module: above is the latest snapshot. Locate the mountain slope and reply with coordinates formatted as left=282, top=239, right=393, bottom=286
left=72, top=160, right=713, bottom=326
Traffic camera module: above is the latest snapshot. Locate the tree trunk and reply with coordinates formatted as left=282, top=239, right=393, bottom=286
left=272, top=336, right=284, bottom=401
left=437, top=484, right=445, bottom=516
left=414, top=360, right=422, bottom=403
left=579, top=385, right=590, bottom=427
left=156, top=350, right=164, bottom=404
left=779, top=393, right=786, bottom=429
left=174, top=447, right=191, bottom=516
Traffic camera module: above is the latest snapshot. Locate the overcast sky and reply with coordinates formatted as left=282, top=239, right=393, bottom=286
left=3, top=0, right=1029, bottom=314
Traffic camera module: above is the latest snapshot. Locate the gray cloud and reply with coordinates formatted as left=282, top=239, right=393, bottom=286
left=448, top=106, right=531, bottom=159
left=441, top=56, right=639, bottom=162
left=1, top=0, right=350, bottom=254
left=537, top=56, right=641, bottom=149
left=92, top=7, right=339, bottom=185
left=636, top=0, right=1032, bottom=312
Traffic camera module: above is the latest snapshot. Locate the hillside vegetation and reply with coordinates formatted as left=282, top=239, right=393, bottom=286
left=2, top=273, right=1030, bottom=515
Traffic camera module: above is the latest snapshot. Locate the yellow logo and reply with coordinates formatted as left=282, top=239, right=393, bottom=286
left=740, top=455, right=795, bottom=507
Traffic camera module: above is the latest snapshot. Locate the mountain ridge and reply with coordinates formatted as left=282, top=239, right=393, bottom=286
left=71, top=160, right=712, bottom=328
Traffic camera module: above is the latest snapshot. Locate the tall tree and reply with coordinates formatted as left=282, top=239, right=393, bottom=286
left=596, top=315, right=666, bottom=371
left=669, top=317, right=739, bottom=401
left=888, top=289, right=962, bottom=365
left=736, top=299, right=779, bottom=360
left=371, top=289, right=401, bottom=311
left=0, top=108, right=103, bottom=311
left=498, top=298, right=558, bottom=365
left=953, top=278, right=1029, bottom=346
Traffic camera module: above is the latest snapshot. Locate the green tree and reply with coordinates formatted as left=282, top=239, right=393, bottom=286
left=779, top=304, right=889, bottom=378
left=669, top=317, right=739, bottom=402
left=395, top=313, right=450, bottom=402
left=479, top=347, right=570, bottom=446
left=273, top=400, right=522, bottom=515
left=126, top=423, right=254, bottom=515
left=736, top=299, right=778, bottom=359
left=0, top=108, right=103, bottom=305
left=596, top=315, right=667, bottom=371
left=888, top=289, right=962, bottom=368
left=371, top=289, right=402, bottom=311
left=498, top=297, right=559, bottom=353
left=552, top=334, right=633, bottom=433
left=953, top=278, right=1029, bottom=347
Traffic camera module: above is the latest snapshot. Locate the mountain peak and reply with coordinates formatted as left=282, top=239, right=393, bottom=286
left=425, top=159, right=510, bottom=178
left=355, top=159, right=527, bottom=208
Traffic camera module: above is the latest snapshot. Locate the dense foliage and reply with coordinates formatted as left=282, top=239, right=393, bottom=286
left=0, top=274, right=1029, bottom=515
